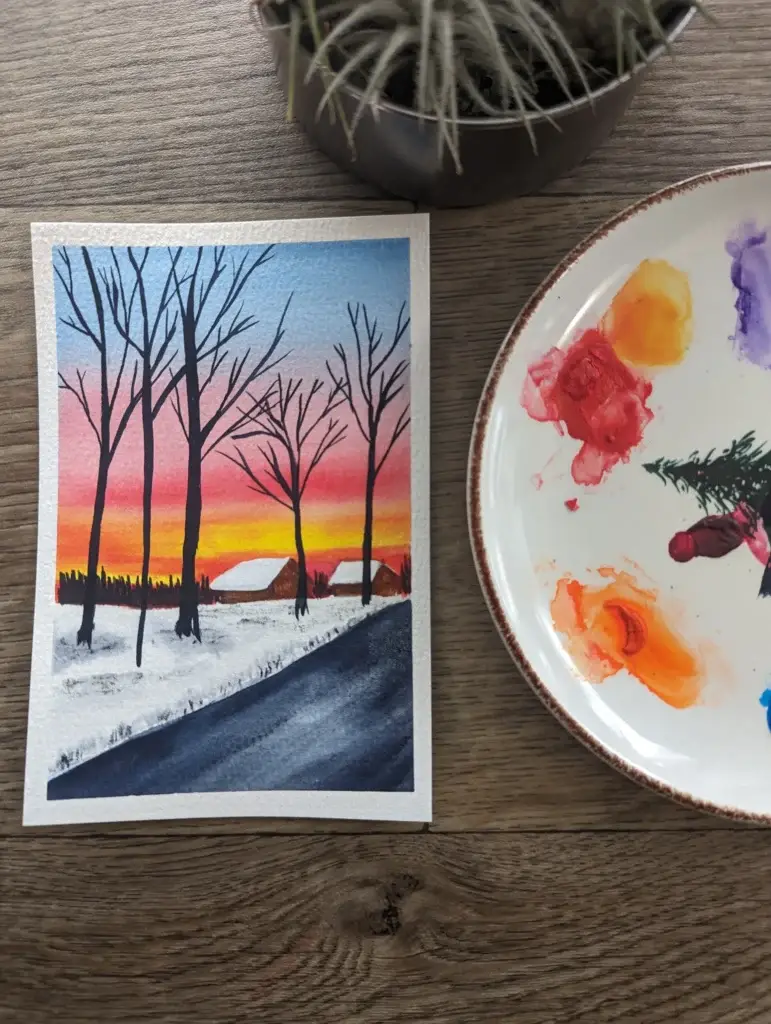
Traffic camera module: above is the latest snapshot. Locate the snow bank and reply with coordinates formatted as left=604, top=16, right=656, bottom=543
left=47, top=596, right=401, bottom=777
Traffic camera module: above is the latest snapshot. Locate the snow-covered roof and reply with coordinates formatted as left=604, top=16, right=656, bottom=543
left=329, top=560, right=385, bottom=586
left=211, top=557, right=292, bottom=592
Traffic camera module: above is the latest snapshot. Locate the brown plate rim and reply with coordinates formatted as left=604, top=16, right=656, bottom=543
left=467, top=161, right=771, bottom=826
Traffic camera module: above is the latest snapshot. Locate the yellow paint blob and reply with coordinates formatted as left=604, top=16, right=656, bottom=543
left=602, top=259, right=693, bottom=367
left=551, top=568, right=703, bottom=709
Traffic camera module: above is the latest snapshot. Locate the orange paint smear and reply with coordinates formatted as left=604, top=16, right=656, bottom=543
left=551, top=568, right=703, bottom=709
left=602, top=259, right=693, bottom=368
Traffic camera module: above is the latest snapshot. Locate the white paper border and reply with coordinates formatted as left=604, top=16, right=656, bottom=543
left=24, top=215, right=431, bottom=825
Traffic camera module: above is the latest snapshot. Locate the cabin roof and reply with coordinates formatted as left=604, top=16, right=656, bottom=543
left=328, top=560, right=385, bottom=586
left=211, top=557, right=292, bottom=592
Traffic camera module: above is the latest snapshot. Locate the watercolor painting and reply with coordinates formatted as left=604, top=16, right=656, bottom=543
left=24, top=217, right=431, bottom=826
left=521, top=259, right=692, bottom=486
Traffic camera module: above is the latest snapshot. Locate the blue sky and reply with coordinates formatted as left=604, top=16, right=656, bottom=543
left=54, top=238, right=412, bottom=379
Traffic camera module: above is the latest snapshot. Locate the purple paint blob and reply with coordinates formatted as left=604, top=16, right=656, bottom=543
left=726, top=223, right=771, bottom=370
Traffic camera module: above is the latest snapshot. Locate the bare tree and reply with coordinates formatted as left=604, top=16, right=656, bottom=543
left=327, top=302, right=410, bottom=605
left=102, top=247, right=183, bottom=667
left=55, top=247, right=141, bottom=649
left=168, top=245, right=290, bottom=640
left=225, top=375, right=346, bottom=618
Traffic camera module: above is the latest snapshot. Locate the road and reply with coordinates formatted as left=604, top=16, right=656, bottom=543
left=48, top=601, right=414, bottom=799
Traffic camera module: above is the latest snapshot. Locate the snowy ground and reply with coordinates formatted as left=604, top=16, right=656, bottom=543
left=47, top=597, right=402, bottom=778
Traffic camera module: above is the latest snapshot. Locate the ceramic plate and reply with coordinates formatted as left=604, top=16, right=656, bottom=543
left=469, top=163, right=771, bottom=823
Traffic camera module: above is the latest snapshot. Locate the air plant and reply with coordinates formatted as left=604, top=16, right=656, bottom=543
left=259, top=0, right=707, bottom=167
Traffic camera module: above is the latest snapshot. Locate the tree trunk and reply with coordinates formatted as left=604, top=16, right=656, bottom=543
left=135, top=358, right=154, bottom=667
left=176, top=439, right=202, bottom=639
left=176, top=304, right=203, bottom=641
left=361, top=442, right=377, bottom=607
left=77, top=247, right=112, bottom=650
left=293, top=503, right=308, bottom=618
left=77, top=449, right=109, bottom=649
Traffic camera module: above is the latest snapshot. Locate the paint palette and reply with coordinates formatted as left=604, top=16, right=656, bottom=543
left=470, top=164, right=771, bottom=823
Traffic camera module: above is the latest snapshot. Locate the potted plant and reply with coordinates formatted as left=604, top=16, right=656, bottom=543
left=257, top=0, right=708, bottom=207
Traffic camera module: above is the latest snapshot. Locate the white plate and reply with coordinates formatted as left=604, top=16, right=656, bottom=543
left=469, top=164, right=771, bottom=823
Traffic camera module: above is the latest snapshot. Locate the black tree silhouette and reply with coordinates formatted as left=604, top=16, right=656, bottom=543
left=327, top=301, right=410, bottom=605
left=225, top=374, right=346, bottom=618
left=102, top=246, right=183, bottom=666
left=55, top=246, right=141, bottom=649
left=167, top=245, right=290, bottom=640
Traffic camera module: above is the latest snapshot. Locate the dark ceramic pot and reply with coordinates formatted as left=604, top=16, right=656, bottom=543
left=262, top=6, right=696, bottom=208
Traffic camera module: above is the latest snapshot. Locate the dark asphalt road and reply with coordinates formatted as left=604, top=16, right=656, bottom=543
left=49, top=601, right=414, bottom=799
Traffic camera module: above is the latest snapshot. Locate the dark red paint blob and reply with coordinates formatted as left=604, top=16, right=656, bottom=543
left=565, top=498, right=579, bottom=512
left=669, top=514, right=746, bottom=563
left=522, top=328, right=654, bottom=486
left=669, top=532, right=696, bottom=562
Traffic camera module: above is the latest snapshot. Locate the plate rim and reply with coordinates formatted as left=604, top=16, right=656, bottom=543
left=467, top=161, right=771, bottom=826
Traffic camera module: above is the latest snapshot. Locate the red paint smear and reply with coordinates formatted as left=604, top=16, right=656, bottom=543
left=521, top=328, right=654, bottom=486
left=564, top=498, right=579, bottom=512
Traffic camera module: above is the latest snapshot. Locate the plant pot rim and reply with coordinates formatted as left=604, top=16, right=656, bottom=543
left=261, top=2, right=697, bottom=129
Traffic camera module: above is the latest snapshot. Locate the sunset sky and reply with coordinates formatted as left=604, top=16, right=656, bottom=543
left=54, top=238, right=411, bottom=583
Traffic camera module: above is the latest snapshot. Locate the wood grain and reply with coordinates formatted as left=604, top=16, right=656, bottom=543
left=2, top=0, right=770, bottom=207
left=3, top=0, right=771, bottom=1018
left=2, top=831, right=770, bottom=1022
left=0, top=200, right=757, bottom=835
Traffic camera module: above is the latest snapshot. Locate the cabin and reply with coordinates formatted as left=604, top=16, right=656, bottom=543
left=210, top=557, right=298, bottom=604
left=328, top=560, right=401, bottom=598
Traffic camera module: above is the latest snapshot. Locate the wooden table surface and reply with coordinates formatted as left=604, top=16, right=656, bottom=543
left=2, top=1, right=771, bottom=1020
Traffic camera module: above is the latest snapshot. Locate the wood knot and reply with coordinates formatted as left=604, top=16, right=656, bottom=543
left=333, top=872, right=422, bottom=940
left=371, top=873, right=421, bottom=937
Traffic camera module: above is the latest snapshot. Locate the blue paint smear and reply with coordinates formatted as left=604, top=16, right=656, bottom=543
left=760, top=687, right=771, bottom=732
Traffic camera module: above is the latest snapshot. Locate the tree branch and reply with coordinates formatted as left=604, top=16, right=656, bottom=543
left=375, top=406, right=410, bottom=477
left=54, top=248, right=103, bottom=352
left=301, top=418, right=347, bottom=495
left=221, top=447, right=294, bottom=510
left=327, top=347, right=368, bottom=441
left=200, top=294, right=292, bottom=446
left=108, top=362, right=141, bottom=462
left=58, top=370, right=101, bottom=444
left=347, top=302, right=371, bottom=409
left=196, top=244, right=275, bottom=349
left=169, top=371, right=189, bottom=442
left=299, top=379, right=344, bottom=448
left=102, top=263, right=143, bottom=357
left=371, top=301, right=410, bottom=376
left=374, top=359, right=408, bottom=425
left=205, top=380, right=279, bottom=458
